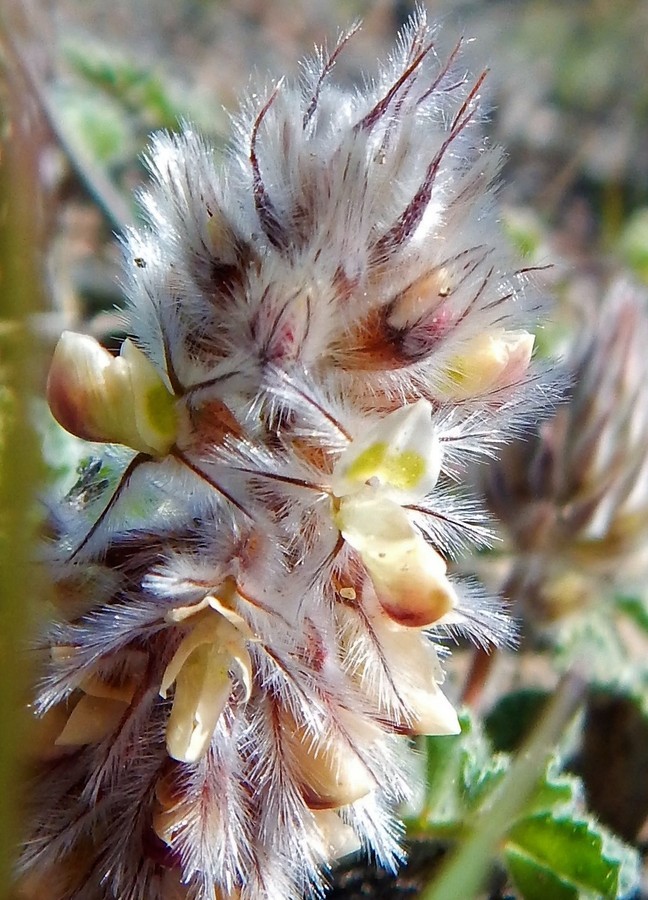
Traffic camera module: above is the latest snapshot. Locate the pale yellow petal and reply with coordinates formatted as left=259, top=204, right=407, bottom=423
left=337, top=494, right=457, bottom=627
left=332, top=399, right=442, bottom=503
left=46, top=331, right=177, bottom=456
left=161, top=611, right=254, bottom=763
left=442, top=329, right=534, bottom=399
left=312, top=810, right=362, bottom=860
left=55, top=694, right=128, bottom=746
left=368, top=612, right=460, bottom=736
left=165, top=641, right=233, bottom=763
left=281, top=710, right=375, bottom=809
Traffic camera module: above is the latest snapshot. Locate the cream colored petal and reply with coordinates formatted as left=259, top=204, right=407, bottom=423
left=165, top=641, right=233, bottom=763
left=369, top=613, right=460, bottom=736
left=79, top=672, right=137, bottom=704
left=160, top=614, right=227, bottom=697
left=164, top=597, right=212, bottom=623
left=207, top=593, right=256, bottom=639
left=312, top=810, right=362, bottom=860
left=47, top=331, right=130, bottom=443
left=337, top=494, right=457, bottom=627
left=161, top=612, right=253, bottom=763
left=119, top=338, right=178, bottom=455
left=442, top=329, right=535, bottom=399
left=401, top=679, right=460, bottom=735
left=332, top=399, right=442, bottom=503
left=55, top=695, right=128, bottom=746
left=46, top=331, right=177, bottom=456
left=281, top=710, right=375, bottom=809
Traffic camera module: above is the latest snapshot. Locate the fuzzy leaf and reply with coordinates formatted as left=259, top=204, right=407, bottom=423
left=416, top=710, right=580, bottom=839
left=52, top=84, right=133, bottom=167
left=417, top=712, right=507, bottom=828
left=63, top=39, right=223, bottom=137
left=504, top=813, right=638, bottom=900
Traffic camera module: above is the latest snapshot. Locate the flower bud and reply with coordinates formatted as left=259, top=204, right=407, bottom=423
left=47, top=331, right=178, bottom=456
left=281, top=710, right=375, bottom=809
left=442, top=329, right=535, bottom=399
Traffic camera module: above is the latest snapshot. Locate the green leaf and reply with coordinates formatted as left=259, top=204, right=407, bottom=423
left=52, top=84, right=134, bottom=167
left=524, top=766, right=577, bottom=817
left=506, top=853, right=580, bottom=900
left=414, top=711, right=579, bottom=835
left=63, top=39, right=224, bottom=138
left=616, top=594, right=648, bottom=636
left=416, top=712, right=508, bottom=829
left=554, top=608, right=631, bottom=689
left=417, top=709, right=639, bottom=900
left=485, top=689, right=551, bottom=752
left=505, top=813, right=629, bottom=899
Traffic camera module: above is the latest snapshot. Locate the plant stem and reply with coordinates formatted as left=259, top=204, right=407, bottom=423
left=420, top=669, right=587, bottom=900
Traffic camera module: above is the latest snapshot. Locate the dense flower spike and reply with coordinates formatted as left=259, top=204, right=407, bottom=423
left=23, top=11, right=549, bottom=900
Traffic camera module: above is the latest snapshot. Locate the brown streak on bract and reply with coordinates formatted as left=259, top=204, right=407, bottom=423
left=416, top=37, right=464, bottom=106
left=302, top=22, right=361, bottom=131
left=356, top=37, right=437, bottom=133
left=250, top=82, right=289, bottom=252
left=172, top=448, right=252, bottom=519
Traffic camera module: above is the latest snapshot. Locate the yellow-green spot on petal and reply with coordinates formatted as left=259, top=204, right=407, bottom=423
left=344, top=443, right=428, bottom=491
left=381, top=449, right=427, bottom=491
left=447, top=365, right=469, bottom=386
left=144, top=382, right=177, bottom=443
left=345, top=443, right=388, bottom=483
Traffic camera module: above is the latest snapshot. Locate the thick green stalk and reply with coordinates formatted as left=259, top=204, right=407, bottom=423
left=421, top=671, right=587, bottom=900
left=0, top=26, right=45, bottom=896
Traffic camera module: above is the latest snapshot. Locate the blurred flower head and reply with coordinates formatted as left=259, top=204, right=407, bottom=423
left=485, top=279, right=648, bottom=623
left=22, top=11, right=550, bottom=900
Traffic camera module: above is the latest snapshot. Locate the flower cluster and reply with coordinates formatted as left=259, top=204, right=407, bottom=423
left=485, top=279, right=648, bottom=624
left=22, top=12, right=548, bottom=900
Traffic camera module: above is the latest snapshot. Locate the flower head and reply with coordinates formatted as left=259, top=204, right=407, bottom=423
left=23, top=11, right=548, bottom=900
left=484, top=279, right=648, bottom=623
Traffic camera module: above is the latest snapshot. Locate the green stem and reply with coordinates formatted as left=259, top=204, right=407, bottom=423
left=0, top=21, right=46, bottom=896
left=420, top=670, right=587, bottom=900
